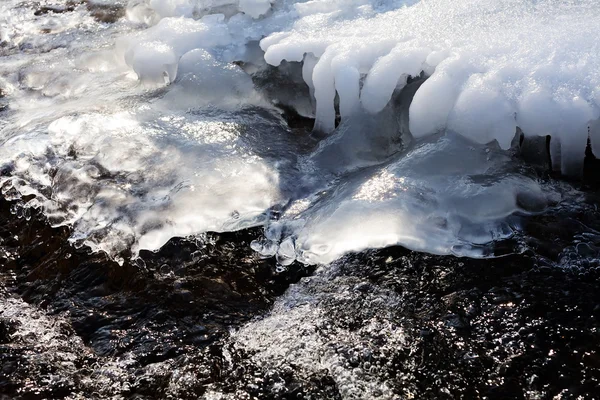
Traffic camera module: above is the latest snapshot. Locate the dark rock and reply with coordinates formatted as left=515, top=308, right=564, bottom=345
left=86, top=1, right=126, bottom=24
left=0, top=195, right=312, bottom=398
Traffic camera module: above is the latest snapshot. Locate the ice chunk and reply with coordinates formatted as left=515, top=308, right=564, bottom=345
left=409, top=55, right=476, bottom=139
left=117, top=14, right=231, bottom=83
left=148, top=0, right=196, bottom=18
left=127, top=40, right=178, bottom=84
left=448, top=84, right=516, bottom=150
left=238, top=0, right=272, bottom=19
left=289, top=133, right=549, bottom=264
left=165, top=48, right=257, bottom=107
left=360, top=45, right=428, bottom=114
left=9, top=108, right=288, bottom=258
left=260, top=0, right=600, bottom=171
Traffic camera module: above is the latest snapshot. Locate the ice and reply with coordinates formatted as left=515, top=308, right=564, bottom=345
left=361, top=46, right=429, bottom=114
left=148, top=0, right=197, bottom=18
left=0, top=0, right=593, bottom=265
left=166, top=48, right=259, bottom=107
left=238, top=0, right=272, bottom=18
left=99, top=0, right=600, bottom=173
left=128, top=0, right=238, bottom=20
left=117, top=14, right=231, bottom=83
left=2, top=105, right=292, bottom=258
left=128, top=40, right=178, bottom=84
left=0, top=1, right=294, bottom=259
left=260, top=0, right=600, bottom=174
left=132, top=0, right=274, bottom=21
left=264, top=132, right=549, bottom=265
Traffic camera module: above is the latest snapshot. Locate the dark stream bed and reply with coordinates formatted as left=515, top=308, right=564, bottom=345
left=2, top=184, right=600, bottom=399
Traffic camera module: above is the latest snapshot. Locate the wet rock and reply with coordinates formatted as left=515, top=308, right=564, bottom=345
left=0, top=196, right=312, bottom=398
left=0, top=317, right=17, bottom=343
left=204, top=231, right=600, bottom=399
left=584, top=136, right=600, bottom=188
left=33, top=1, right=82, bottom=16
left=2, top=189, right=600, bottom=398
left=516, top=132, right=552, bottom=173
left=86, top=1, right=126, bottom=24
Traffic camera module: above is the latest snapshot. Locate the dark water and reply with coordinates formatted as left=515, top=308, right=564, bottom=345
left=2, top=186, right=600, bottom=399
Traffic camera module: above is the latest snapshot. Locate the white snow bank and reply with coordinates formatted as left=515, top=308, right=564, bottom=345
left=260, top=0, right=600, bottom=174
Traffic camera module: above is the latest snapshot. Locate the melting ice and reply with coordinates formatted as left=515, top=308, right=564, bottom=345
left=0, top=0, right=598, bottom=264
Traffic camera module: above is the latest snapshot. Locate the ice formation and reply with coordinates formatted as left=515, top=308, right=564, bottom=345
left=126, top=0, right=273, bottom=22
left=120, top=0, right=600, bottom=173
left=0, top=0, right=598, bottom=264
left=259, top=0, right=600, bottom=174
left=116, top=14, right=232, bottom=83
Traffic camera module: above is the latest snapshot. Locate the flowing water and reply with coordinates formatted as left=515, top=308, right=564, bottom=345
left=1, top=1, right=600, bottom=398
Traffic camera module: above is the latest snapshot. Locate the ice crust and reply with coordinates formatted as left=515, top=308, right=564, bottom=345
left=258, top=0, right=600, bottom=174
left=0, top=0, right=594, bottom=265
left=124, top=0, right=600, bottom=173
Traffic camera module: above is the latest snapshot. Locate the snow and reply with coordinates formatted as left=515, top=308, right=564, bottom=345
left=126, top=0, right=600, bottom=173
left=259, top=0, right=600, bottom=173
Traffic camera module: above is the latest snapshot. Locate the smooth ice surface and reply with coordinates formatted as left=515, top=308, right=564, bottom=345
left=256, top=131, right=550, bottom=265
left=0, top=0, right=592, bottom=264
